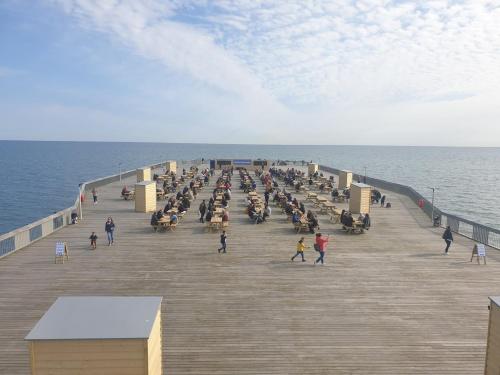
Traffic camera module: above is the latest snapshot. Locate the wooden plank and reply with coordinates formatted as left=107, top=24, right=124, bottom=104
left=0, top=164, right=498, bottom=374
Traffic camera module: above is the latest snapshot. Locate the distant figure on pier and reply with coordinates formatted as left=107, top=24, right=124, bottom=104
left=199, top=200, right=206, bottom=223
left=362, top=213, right=371, bottom=230
left=218, top=231, right=227, bottom=254
left=442, top=226, right=453, bottom=254
left=89, top=232, right=98, bottom=249
left=381, top=195, right=386, bottom=207
left=92, top=188, right=98, bottom=204
left=105, top=217, right=115, bottom=246
left=71, top=211, right=78, bottom=224
left=291, top=237, right=308, bottom=262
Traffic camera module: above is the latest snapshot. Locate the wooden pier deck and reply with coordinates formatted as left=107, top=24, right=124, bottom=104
left=0, top=165, right=498, bottom=374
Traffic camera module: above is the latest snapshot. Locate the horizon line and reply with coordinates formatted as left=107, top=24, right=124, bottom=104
left=1, top=138, right=499, bottom=148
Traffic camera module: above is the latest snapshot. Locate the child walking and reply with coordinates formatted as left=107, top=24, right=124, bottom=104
left=89, top=232, right=98, bottom=249
left=291, top=237, right=308, bottom=262
left=218, top=231, right=227, bottom=253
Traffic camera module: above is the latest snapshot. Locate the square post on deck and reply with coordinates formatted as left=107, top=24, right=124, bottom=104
left=349, top=183, right=371, bottom=214
left=25, top=296, right=163, bottom=375
left=339, top=170, right=353, bottom=190
left=485, top=296, right=500, bottom=375
left=308, top=163, right=318, bottom=176
left=137, top=167, right=152, bottom=182
left=165, top=160, right=177, bottom=174
left=135, top=181, right=156, bottom=213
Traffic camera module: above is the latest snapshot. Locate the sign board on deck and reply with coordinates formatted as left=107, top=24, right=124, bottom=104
left=477, top=244, right=486, bottom=257
left=55, top=242, right=65, bottom=256
left=471, top=243, right=486, bottom=265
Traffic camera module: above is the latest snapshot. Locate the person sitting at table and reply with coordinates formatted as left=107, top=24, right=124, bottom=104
left=362, top=213, right=371, bottom=229
left=344, top=212, right=354, bottom=228
left=292, top=197, right=299, bottom=207
left=176, top=191, right=183, bottom=200
left=221, top=196, right=228, bottom=208
left=121, top=186, right=130, bottom=196
left=225, top=189, right=231, bottom=200
left=206, top=209, right=213, bottom=222
left=170, top=213, right=178, bottom=225
left=319, top=183, right=325, bottom=192
left=182, top=186, right=189, bottom=195
left=150, top=213, right=159, bottom=230
left=299, top=202, right=306, bottom=214
left=332, top=189, right=339, bottom=198
left=156, top=210, right=164, bottom=220
left=222, top=210, right=229, bottom=222
left=292, top=211, right=300, bottom=224
left=183, top=196, right=191, bottom=209
left=308, top=177, right=313, bottom=186
left=340, top=209, right=346, bottom=225
left=285, top=204, right=294, bottom=216
left=163, top=201, right=172, bottom=214
left=308, top=214, right=319, bottom=234
left=177, top=202, right=187, bottom=214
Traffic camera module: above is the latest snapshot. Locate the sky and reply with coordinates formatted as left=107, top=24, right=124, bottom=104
left=1, top=0, right=500, bottom=146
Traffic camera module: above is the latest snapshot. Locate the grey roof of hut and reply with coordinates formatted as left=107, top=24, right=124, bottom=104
left=25, top=296, right=162, bottom=340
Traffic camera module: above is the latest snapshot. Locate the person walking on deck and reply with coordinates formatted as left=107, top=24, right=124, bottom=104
left=314, top=233, right=330, bottom=265
left=218, top=231, right=227, bottom=253
left=199, top=200, right=206, bottom=223
left=105, top=217, right=115, bottom=246
left=442, top=226, right=453, bottom=254
left=291, top=237, right=308, bottom=262
left=92, top=188, right=98, bottom=204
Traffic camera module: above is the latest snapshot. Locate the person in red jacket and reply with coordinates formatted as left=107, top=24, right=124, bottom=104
left=314, top=233, right=330, bottom=265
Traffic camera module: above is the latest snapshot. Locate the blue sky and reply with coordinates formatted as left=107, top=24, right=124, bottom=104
left=1, top=0, right=500, bottom=145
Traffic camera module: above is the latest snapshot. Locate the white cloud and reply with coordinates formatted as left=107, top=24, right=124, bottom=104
left=38, top=0, right=500, bottom=144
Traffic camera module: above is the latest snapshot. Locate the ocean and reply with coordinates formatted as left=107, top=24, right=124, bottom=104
left=0, top=140, right=499, bottom=234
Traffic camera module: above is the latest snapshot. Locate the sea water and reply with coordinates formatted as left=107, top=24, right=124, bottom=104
left=0, top=141, right=499, bottom=234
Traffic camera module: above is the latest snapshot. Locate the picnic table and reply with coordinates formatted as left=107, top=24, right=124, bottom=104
left=319, top=201, right=336, bottom=214
left=210, top=217, right=223, bottom=231
left=122, top=191, right=135, bottom=200
left=343, top=220, right=365, bottom=234
left=329, top=208, right=343, bottom=223
left=306, top=192, right=317, bottom=201
left=332, top=194, right=346, bottom=203
left=294, top=217, right=309, bottom=233
left=156, top=216, right=170, bottom=230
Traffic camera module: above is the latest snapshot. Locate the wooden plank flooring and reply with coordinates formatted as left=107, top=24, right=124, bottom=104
left=0, top=165, right=498, bottom=374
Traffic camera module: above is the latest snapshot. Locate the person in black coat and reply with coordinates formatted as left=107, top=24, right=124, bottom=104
left=199, top=200, right=207, bottom=223
left=442, top=226, right=453, bottom=254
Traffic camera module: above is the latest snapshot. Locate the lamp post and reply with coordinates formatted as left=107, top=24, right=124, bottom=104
left=119, top=163, right=122, bottom=182
left=426, top=186, right=439, bottom=224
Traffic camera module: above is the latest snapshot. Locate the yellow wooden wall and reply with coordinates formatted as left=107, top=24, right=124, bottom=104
left=339, top=170, right=352, bottom=190
left=165, top=161, right=177, bottom=174
left=147, top=309, right=163, bottom=375
left=485, top=301, right=500, bottom=375
left=30, top=339, right=147, bottom=375
left=137, top=168, right=152, bottom=182
left=307, top=163, right=318, bottom=176
left=349, top=184, right=371, bottom=214
left=135, top=182, right=156, bottom=213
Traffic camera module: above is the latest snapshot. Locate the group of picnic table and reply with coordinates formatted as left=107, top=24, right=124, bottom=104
left=207, top=171, right=231, bottom=232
